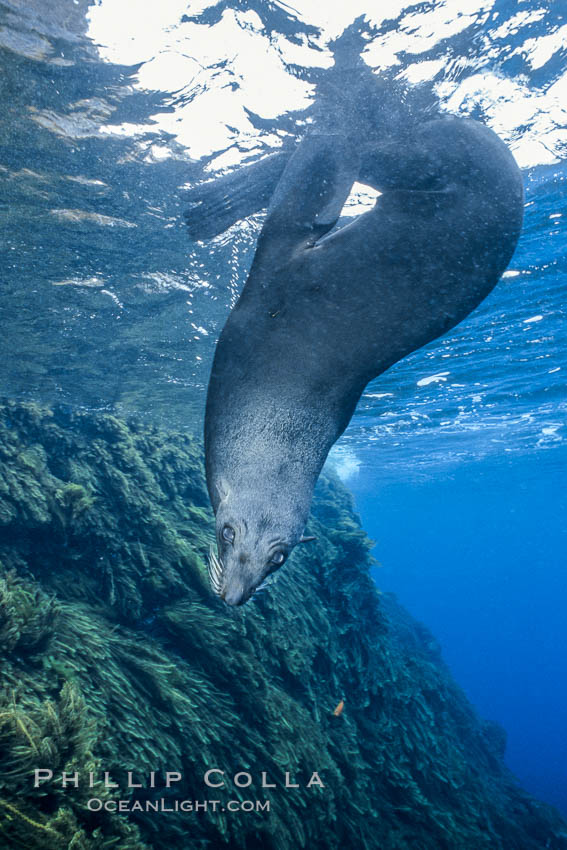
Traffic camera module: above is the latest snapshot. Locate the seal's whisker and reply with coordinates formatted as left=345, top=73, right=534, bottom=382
left=208, top=546, right=224, bottom=596
left=255, top=573, right=277, bottom=594
left=210, top=550, right=222, bottom=579
left=211, top=565, right=222, bottom=588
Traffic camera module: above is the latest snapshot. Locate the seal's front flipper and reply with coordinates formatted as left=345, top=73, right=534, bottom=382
left=259, top=134, right=359, bottom=253
left=184, top=152, right=289, bottom=240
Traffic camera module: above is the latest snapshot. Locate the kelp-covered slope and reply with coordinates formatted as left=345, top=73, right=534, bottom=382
left=0, top=401, right=565, bottom=850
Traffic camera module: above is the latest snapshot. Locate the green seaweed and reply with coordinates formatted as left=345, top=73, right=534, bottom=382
left=0, top=570, right=59, bottom=656
left=0, top=400, right=565, bottom=850
left=53, top=483, right=94, bottom=528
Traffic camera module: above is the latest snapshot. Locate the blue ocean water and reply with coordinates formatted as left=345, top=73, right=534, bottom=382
left=1, top=0, right=566, bottom=821
left=354, top=451, right=567, bottom=814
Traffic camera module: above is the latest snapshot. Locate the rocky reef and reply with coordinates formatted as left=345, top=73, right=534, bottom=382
left=0, top=399, right=565, bottom=849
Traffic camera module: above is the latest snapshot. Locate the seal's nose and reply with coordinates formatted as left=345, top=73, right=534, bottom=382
left=221, top=584, right=248, bottom=606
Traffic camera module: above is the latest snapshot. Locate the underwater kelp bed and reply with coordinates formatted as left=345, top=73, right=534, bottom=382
left=0, top=401, right=565, bottom=850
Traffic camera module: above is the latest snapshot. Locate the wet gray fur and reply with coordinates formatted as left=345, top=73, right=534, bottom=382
left=197, top=111, right=523, bottom=605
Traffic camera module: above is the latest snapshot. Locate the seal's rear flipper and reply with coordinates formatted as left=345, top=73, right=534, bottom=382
left=184, top=152, right=289, bottom=240
left=257, top=133, right=359, bottom=255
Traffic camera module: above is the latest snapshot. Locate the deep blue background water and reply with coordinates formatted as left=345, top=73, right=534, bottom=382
left=353, top=449, right=567, bottom=813
left=1, top=0, right=566, bottom=822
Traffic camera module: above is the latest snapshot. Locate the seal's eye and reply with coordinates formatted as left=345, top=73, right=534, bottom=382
left=222, top=525, right=235, bottom=544
left=270, top=551, right=286, bottom=567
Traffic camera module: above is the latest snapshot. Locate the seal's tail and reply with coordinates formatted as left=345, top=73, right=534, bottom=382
left=184, top=152, right=288, bottom=241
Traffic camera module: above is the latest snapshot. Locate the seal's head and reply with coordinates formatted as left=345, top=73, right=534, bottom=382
left=208, top=513, right=292, bottom=606
left=208, top=492, right=315, bottom=605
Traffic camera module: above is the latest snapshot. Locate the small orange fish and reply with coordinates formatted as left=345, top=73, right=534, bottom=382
left=332, top=699, right=345, bottom=717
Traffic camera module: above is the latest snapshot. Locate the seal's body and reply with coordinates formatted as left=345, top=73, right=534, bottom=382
left=199, top=116, right=523, bottom=605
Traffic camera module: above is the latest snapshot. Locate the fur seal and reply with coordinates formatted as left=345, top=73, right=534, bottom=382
left=192, top=108, right=523, bottom=606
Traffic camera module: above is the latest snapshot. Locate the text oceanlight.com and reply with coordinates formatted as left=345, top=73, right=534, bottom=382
left=87, top=798, right=271, bottom=813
